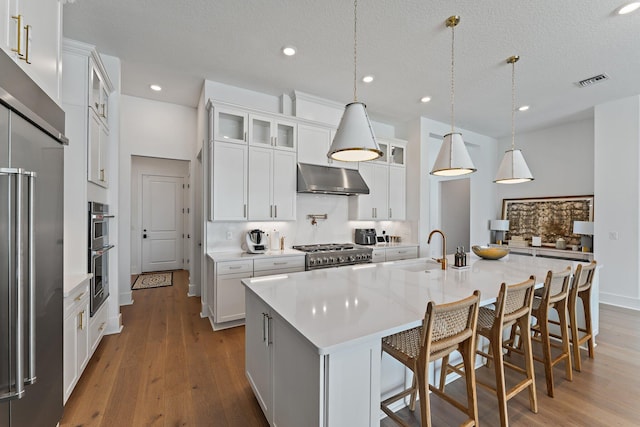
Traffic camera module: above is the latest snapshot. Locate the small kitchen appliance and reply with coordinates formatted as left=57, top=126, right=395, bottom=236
left=246, top=229, right=267, bottom=254
left=354, top=228, right=377, bottom=245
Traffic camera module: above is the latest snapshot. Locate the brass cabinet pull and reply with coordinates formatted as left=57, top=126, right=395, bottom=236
left=100, top=168, right=105, bottom=182
left=78, top=310, right=85, bottom=330
left=11, top=15, right=22, bottom=56
left=21, top=25, right=31, bottom=64
left=74, top=291, right=86, bottom=302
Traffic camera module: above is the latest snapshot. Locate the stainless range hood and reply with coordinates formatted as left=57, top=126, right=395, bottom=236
left=297, top=163, right=369, bottom=195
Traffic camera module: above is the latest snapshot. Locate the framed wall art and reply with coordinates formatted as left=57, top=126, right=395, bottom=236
left=501, top=195, right=594, bottom=246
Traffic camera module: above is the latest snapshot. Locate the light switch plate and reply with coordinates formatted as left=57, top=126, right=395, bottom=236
left=609, top=231, right=619, bottom=240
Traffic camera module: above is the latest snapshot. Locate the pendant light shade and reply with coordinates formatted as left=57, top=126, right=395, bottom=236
left=494, top=55, right=533, bottom=184
left=430, top=16, right=476, bottom=176
left=328, top=102, right=382, bottom=162
left=431, top=132, right=476, bottom=176
left=327, top=0, right=382, bottom=162
left=494, top=149, right=533, bottom=184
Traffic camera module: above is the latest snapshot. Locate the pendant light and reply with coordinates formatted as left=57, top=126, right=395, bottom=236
left=327, top=0, right=382, bottom=162
left=430, top=16, right=476, bottom=177
left=494, top=55, right=534, bottom=184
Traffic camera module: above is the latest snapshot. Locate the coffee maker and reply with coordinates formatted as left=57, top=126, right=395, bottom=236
left=245, top=229, right=267, bottom=254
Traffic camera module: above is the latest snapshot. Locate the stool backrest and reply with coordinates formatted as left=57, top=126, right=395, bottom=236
left=421, top=290, right=481, bottom=359
left=572, top=261, right=597, bottom=294
left=541, top=267, right=572, bottom=305
left=494, top=276, right=536, bottom=326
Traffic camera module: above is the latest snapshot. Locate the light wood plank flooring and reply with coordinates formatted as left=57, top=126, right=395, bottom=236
left=61, top=271, right=640, bottom=426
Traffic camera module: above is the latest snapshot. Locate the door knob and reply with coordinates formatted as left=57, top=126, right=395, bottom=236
left=143, top=229, right=147, bottom=239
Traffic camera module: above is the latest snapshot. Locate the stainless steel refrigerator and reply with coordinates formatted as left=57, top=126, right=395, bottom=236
left=0, top=49, right=67, bottom=426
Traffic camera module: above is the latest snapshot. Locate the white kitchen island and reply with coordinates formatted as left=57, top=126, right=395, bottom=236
left=242, top=254, right=598, bottom=427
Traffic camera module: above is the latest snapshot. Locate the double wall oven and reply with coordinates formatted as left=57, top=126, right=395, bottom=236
left=88, top=202, right=113, bottom=316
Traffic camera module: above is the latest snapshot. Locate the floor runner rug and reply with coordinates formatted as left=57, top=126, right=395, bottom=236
left=132, top=272, right=173, bottom=290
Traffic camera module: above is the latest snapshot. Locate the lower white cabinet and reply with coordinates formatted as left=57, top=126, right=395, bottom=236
left=245, top=290, right=321, bottom=426
left=372, top=245, right=419, bottom=262
left=89, top=301, right=108, bottom=355
left=209, top=255, right=305, bottom=330
left=63, top=283, right=90, bottom=404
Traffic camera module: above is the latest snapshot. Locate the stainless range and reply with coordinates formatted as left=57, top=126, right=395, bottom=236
left=292, top=243, right=373, bottom=270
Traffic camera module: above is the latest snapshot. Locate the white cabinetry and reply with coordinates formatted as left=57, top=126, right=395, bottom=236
left=212, top=140, right=248, bottom=220
left=208, top=254, right=305, bottom=330
left=248, top=147, right=296, bottom=221
left=350, top=138, right=407, bottom=221
left=63, top=282, right=90, bottom=404
left=0, top=0, right=62, bottom=103
left=245, top=290, right=321, bottom=426
left=62, top=40, right=113, bottom=189
left=249, top=114, right=296, bottom=151
left=89, top=301, right=108, bottom=355
left=297, top=123, right=358, bottom=170
left=371, top=245, right=419, bottom=262
left=208, top=101, right=299, bottom=222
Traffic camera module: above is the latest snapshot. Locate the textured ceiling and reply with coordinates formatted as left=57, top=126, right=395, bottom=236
left=63, top=0, right=640, bottom=138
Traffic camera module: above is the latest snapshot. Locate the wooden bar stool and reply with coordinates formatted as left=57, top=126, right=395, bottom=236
left=381, top=290, right=481, bottom=427
left=443, top=277, right=537, bottom=427
left=567, top=260, right=597, bottom=371
left=511, top=267, right=573, bottom=397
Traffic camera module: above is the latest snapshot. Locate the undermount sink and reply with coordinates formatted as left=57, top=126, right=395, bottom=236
left=393, top=261, right=442, bottom=272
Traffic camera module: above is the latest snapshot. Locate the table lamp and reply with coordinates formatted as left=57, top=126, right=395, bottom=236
left=490, top=220, right=510, bottom=245
left=573, top=220, right=594, bottom=252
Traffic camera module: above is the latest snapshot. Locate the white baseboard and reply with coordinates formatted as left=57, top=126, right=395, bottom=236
left=188, top=282, right=200, bottom=297
left=106, top=312, right=123, bottom=335
left=119, top=291, right=133, bottom=306
left=600, top=293, right=640, bottom=311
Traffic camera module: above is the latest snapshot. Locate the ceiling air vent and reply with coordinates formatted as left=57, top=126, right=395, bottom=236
left=576, top=73, right=609, bottom=87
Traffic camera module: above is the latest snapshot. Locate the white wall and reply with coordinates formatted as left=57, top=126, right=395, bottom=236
left=595, top=96, right=640, bottom=309
left=118, top=95, right=197, bottom=305
left=495, top=119, right=594, bottom=211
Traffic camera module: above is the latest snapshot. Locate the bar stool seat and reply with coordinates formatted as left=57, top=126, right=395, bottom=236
left=381, top=291, right=481, bottom=427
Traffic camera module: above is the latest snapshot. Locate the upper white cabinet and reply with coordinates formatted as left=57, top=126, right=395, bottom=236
left=297, top=123, right=358, bottom=170
left=249, top=114, right=296, bottom=151
left=62, top=40, right=114, bottom=189
left=212, top=139, right=248, bottom=221
left=350, top=138, right=407, bottom=221
left=0, top=0, right=62, bottom=103
left=248, top=147, right=296, bottom=221
left=208, top=101, right=298, bottom=222
left=213, top=106, right=248, bottom=144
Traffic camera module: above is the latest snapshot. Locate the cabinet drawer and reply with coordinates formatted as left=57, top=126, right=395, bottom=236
left=254, top=256, right=305, bottom=273
left=371, top=250, right=386, bottom=263
left=217, top=260, right=253, bottom=275
left=89, top=301, right=108, bottom=354
left=385, top=247, right=418, bottom=261
left=64, top=283, right=90, bottom=318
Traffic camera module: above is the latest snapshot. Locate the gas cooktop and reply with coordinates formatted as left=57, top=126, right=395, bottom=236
left=292, top=243, right=373, bottom=270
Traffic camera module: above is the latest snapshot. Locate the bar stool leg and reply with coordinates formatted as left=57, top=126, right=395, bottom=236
left=417, top=356, right=432, bottom=427
left=538, top=313, right=555, bottom=397
left=569, top=297, right=582, bottom=372
left=518, top=316, right=538, bottom=414
left=461, top=340, right=479, bottom=426
left=581, top=290, right=595, bottom=359
left=558, top=302, right=573, bottom=382
left=491, top=334, right=509, bottom=427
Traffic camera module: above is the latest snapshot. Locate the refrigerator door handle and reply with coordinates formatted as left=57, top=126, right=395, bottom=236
left=25, top=171, right=36, bottom=385
left=0, top=168, right=34, bottom=401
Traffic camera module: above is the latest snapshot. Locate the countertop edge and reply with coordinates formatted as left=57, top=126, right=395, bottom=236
left=64, top=273, right=93, bottom=297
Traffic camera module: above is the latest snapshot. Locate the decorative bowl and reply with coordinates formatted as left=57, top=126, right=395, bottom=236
left=471, top=245, right=510, bottom=260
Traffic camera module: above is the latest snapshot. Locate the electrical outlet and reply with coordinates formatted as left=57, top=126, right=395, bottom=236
left=226, top=231, right=233, bottom=240
left=609, top=231, right=619, bottom=240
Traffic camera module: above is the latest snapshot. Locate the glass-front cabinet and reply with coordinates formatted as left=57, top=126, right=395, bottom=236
left=249, top=113, right=296, bottom=151
left=214, top=106, right=248, bottom=144
left=376, top=138, right=405, bottom=166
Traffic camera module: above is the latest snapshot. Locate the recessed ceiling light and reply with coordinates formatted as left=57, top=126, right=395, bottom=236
left=362, top=75, right=374, bottom=83
left=282, top=46, right=296, bottom=56
left=149, top=84, right=162, bottom=92
left=420, top=96, right=432, bottom=103
left=618, top=2, right=640, bottom=14
left=518, top=105, right=530, bottom=111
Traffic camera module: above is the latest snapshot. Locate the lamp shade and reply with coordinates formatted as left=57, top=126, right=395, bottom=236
left=328, top=102, right=382, bottom=162
left=494, top=149, right=534, bottom=184
left=430, top=133, right=476, bottom=176
left=490, top=219, right=510, bottom=231
left=573, top=221, right=594, bottom=235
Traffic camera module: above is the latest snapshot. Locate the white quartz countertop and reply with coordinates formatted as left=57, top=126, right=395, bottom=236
left=242, top=254, right=588, bottom=355
left=63, top=273, right=93, bottom=297
left=207, top=248, right=305, bottom=262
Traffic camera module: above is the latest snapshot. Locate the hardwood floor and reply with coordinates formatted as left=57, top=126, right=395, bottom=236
left=61, top=271, right=640, bottom=426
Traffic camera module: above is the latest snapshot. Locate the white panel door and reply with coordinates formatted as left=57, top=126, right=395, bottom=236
left=248, top=146, right=273, bottom=220
left=141, top=174, right=184, bottom=272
